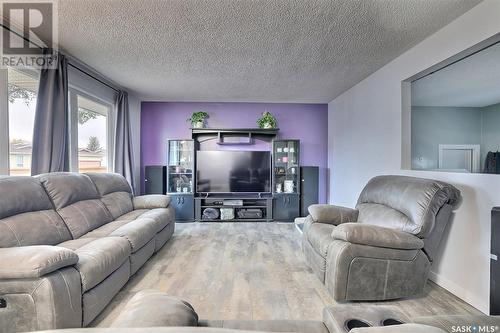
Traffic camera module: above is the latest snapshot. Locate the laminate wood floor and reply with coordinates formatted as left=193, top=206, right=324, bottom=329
left=92, top=222, right=480, bottom=327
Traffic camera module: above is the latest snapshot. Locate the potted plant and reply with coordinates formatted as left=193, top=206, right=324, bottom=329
left=187, top=111, right=209, bottom=128
left=257, top=111, right=277, bottom=129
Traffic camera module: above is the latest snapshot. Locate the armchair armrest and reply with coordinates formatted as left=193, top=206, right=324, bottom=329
left=133, top=195, right=171, bottom=209
left=332, top=223, right=424, bottom=250
left=0, top=246, right=78, bottom=279
left=308, top=204, right=358, bottom=225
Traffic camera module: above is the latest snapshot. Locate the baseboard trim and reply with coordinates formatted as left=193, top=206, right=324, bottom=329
left=429, top=271, right=488, bottom=314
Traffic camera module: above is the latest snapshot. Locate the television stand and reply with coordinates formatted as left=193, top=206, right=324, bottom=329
left=195, top=195, right=273, bottom=222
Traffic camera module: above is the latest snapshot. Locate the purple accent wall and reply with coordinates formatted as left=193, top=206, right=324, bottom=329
left=141, top=102, right=328, bottom=203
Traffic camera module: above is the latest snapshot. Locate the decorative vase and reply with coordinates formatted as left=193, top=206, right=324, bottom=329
left=193, top=121, right=204, bottom=128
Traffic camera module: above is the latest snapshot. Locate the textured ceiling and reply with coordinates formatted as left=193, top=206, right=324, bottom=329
left=412, top=41, right=500, bottom=108
left=56, top=0, right=482, bottom=103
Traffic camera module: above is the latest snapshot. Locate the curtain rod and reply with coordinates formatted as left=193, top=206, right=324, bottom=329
left=67, top=63, right=119, bottom=93
left=1, top=23, right=120, bottom=93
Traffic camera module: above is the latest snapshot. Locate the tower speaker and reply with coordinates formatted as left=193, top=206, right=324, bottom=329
left=300, top=166, right=319, bottom=217
left=145, top=166, right=166, bottom=194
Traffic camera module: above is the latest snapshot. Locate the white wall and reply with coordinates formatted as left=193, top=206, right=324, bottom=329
left=328, top=0, right=500, bottom=314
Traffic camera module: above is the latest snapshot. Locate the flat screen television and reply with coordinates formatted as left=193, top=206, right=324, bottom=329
left=196, top=151, right=271, bottom=193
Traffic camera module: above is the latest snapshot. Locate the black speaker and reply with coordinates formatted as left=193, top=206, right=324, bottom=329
left=144, top=166, right=166, bottom=194
left=491, top=207, right=500, bottom=314
left=300, top=166, right=319, bottom=217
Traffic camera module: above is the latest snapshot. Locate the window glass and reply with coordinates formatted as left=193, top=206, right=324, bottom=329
left=7, top=68, right=38, bottom=175
left=76, top=95, right=109, bottom=173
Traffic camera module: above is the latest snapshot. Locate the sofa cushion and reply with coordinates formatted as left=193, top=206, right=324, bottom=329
left=0, top=177, right=72, bottom=247
left=356, top=175, right=460, bottom=237
left=58, top=238, right=98, bottom=251
left=116, top=208, right=173, bottom=233
left=67, top=237, right=130, bottom=292
left=109, top=219, right=158, bottom=251
left=111, top=290, right=198, bottom=328
left=79, top=219, right=158, bottom=252
left=115, top=209, right=149, bottom=221
left=86, top=173, right=134, bottom=219
left=81, top=220, right=131, bottom=239
left=38, top=173, right=114, bottom=239
left=304, top=222, right=335, bottom=258
left=57, top=200, right=114, bottom=239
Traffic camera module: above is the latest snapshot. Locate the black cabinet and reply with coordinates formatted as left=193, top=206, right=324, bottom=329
left=145, top=166, right=166, bottom=194
left=273, top=194, right=300, bottom=222
left=171, top=194, right=194, bottom=222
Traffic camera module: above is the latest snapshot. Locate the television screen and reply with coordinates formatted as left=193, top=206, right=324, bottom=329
left=197, top=151, right=271, bottom=193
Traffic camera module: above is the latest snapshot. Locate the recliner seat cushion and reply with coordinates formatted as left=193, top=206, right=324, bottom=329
left=86, top=173, right=134, bottom=219
left=356, top=175, right=460, bottom=237
left=61, top=236, right=131, bottom=292
left=38, top=173, right=114, bottom=238
left=0, top=177, right=72, bottom=247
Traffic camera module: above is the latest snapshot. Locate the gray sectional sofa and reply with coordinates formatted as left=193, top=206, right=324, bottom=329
left=302, top=175, right=461, bottom=301
left=0, top=172, right=175, bottom=333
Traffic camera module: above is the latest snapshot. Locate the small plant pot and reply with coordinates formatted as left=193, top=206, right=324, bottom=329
left=192, top=121, right=204, bottom=128
left=263, top=122, right=273, bottom=129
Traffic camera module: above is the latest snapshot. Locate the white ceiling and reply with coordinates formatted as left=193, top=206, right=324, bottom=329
left=412, top=41, right=500, bottom=108
left=55, top=0, right=481, bottom=103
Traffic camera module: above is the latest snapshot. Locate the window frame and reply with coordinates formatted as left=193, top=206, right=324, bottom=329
left=0, top=68, right=40, bottom=176
left=68, top=87, right=115, bottom=173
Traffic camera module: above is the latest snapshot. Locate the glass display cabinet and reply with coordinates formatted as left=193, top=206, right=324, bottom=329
left=167, top=139, right=195, bottom=221
left=272, top=140, right=300, bottom=221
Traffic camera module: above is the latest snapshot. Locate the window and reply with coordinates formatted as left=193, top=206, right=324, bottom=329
left=7, top=68, right=38, bottom=175
left=69, top=90, right=113, bottom=173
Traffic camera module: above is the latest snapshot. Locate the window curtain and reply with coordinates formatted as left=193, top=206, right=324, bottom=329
left=114, top=91, right=136, bottom=194
left=31, top=50, right=69, bottom=175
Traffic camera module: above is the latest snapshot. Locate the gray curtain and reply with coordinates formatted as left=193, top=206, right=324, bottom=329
left=114, top=91, right=136, bottom=194
left=31, top=51, right=70, bottom=175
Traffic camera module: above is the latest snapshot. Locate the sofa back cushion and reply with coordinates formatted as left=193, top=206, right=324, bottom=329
left=38, top=173, right=113, bottom=239
left=0, top=177, right=72, bottom=247
left=356, top=175, right=460, bottom=238
left=86, top=173, right=133, bottom=219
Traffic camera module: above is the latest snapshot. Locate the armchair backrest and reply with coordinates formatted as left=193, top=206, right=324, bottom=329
left=355, top=175, right=460, bottom=239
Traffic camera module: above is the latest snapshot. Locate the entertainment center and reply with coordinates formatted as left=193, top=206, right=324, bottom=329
left=144, top=127, right=318, bottom=222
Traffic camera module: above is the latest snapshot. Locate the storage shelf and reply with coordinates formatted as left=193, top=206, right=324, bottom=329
left=202, top=219, right=269, bottom=223
left=201, top=205, right=267, bottom=208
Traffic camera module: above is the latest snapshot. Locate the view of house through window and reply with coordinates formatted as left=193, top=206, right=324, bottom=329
left=77, top=95, right=109, bottom=173
left=8, top=68, right=38, bottom=176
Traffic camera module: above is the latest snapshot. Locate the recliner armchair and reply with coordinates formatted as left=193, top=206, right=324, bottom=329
left=302, top=175, right=460, bottom=301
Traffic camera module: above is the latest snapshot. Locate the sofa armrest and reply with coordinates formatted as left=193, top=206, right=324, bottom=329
left=133, top=195, right=171, bottom=209
left=308, top=204, right=359, bottom=225
left=0, top=246, right=78, bottom=279
left=331, top=223, right=424, bottom=250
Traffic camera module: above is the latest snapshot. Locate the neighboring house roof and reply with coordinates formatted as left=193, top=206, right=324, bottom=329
left=9, top=141, right=32, bottom=154
left=10, top=140, right=105, bottom=157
